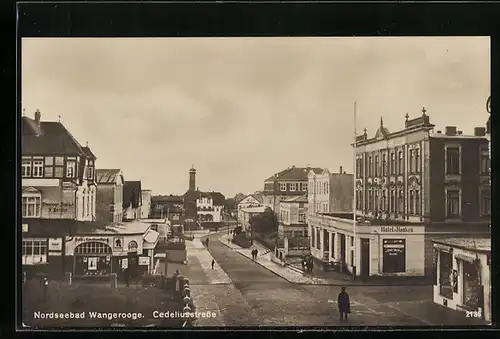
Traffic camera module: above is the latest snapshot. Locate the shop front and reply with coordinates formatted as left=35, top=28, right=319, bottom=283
left=432, top=237, right=491, bottom=322
left=307, top=214, right=425, bottom=277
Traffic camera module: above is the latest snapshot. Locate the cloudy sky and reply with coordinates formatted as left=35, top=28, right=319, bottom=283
left=21, top=37, right=490, bottom=197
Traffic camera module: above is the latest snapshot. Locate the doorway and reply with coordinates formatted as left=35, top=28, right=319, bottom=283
left=339, top=234, right=346, bottom=263
left=361, top=238, right=370, bottom=277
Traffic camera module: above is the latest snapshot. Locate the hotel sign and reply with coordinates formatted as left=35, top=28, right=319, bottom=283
left=380, top=226, right=414, bottom=233
left=49, top=238, right=63, bottom=251
left=75, top=237, right=109, bottom=243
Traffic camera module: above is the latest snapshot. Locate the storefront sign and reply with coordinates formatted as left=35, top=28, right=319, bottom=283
left=75, top=237, right=109, bottom=243
left=122, top=258, right=128, bottom=269
left=22, top=224, right=28, bottom=233
left=113, top=237, right=124, bottom=249
left=88, top=257, right=98, bottom=270
left=380, top=226, right=414, bottom=233
left=49, top=251, right=62, bottom=256
left=382, top=239, right=406, bottom=273
left=434, top=243, right=452, bottom=253
left=138, top=257, right=150, bottom=266
left=62, top=181, right=76, bottom=191
left=49, top=238, right=63, bottom=251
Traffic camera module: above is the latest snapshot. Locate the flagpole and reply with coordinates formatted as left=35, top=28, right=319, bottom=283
left=352, top=101, right=357, bottom=280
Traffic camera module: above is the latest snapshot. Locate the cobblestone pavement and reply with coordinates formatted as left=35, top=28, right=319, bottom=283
left=198, top=233, right=487, bottom=327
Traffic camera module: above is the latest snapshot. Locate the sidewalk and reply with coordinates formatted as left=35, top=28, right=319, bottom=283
left=218, top=235, right=432, bottom=286
left=218, top=234, right=328, bottom=284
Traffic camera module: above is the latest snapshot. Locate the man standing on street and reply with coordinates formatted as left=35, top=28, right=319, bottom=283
left=337, top=286, right=351, bottom=322
left=211, top=259, right=215, bottom=269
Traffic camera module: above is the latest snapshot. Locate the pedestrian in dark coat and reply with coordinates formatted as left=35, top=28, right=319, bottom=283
left=337, top=287, right=351, bottom=321
left=255, top=249, right=258, bottom=259
left=211, top=259, right=215, bottom=269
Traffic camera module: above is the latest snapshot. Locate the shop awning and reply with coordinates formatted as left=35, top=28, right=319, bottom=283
left=143, top=230, right=160, bottom=249
left=455, top=254, right=476, bottom=263
left=154, top=253, right=166, bottom=258
left=434, top=243, right=453, bottom=253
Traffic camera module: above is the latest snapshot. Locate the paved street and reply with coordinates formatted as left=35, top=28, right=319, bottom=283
left=184, top=233, right=487, bottom=327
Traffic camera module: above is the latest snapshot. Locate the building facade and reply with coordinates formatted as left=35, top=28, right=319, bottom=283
left=308, top=167, right=354, bottom=215
left=433, top=237, right=491, bottom=323
left=308, top=108, right=490, bottom=278
left=278, top=195, right=308, bottom=238
left=95, top=169, right=124, bottom=224
left=240, top=206, right=267, bottom=232
left=262, top=166, right=322, bottom=215
left=196, top=192, right=225, bottom=222
left=141, top=189, right=152, bottom=219
left=151, top=195, right=185, bottom=225
left=123, top=181, right=142, bottom=221
left=237, top=195, right=263, bottom=224
left=22, top=110, right=99, bottom=275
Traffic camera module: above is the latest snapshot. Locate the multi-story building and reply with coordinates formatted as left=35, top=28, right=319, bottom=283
left=278, top=195, right=308, bottom=238
left=21, top=109, right=98, bottom=273
left=141, top=189, right=152, bottom=219
left=240, top=206, right=267, bottom=232
left=95, top=169, right=124, bottom=223
left=151, top=195, right=184, bottom=225
left=196, top=191, right=225, bottom=222
left=123, top=181, right=142, bottom=221
left=237, top=194, right=263, bottom=224
left=262, top=166, right=323, bottom=215
left=308, top=108, right=490, bottom=279
left=308, top=166, right=354, bottom=215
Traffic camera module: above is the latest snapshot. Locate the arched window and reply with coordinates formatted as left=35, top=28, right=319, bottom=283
left=128, top=240, right=138, bottom=252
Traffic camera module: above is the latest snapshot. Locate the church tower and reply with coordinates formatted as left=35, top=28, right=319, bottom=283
left=189, top=166, right=196, bottom=192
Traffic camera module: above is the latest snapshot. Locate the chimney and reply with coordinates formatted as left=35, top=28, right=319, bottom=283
left=445, top=126, right=457, bottom=136
left=474, top=127, right=486, bottom=137
left=339, top=166, right=343, bottom=174
left=437, top=130, right=442, bottom=134
left=34, top=109, right=41, bottom=127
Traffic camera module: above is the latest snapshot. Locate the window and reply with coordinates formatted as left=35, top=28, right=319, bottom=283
left=44, top=166, right=53, bottom=177
left=22, top=239, right=47, bottom=265
left=22, top=195, right=41, bottom=218
left=382, top=190, right=387, bottom=211
left=368, top=156, right=372, bottom=177
left=298, top=213, right=305, bottom=223
left=311, top=227, right=315, bottom=247
left=446, top=189, right=460, bottom=218
left=480, top=151, right=490, bottom=175
left=66, top=160, right=76, bottom=178
left=87, top=167, right=94, bottom=180
left=33, top=160, right=44, bottom=177
left=324, top=182, right=329, bottom=194
left=409, top=149, right=415, bottom=173
left=367, top=190, right=372, bottom=210
left=290, top=183, right=296, bottom=192
left=55, top=156, right=64, bottom=166
left=382, top=153, right=387, bottom=175
left=280, top=183, right=287, bottom=191
left=415, top=190, right=421, bottom=215
left=316, top=228, right=320, bottom=249
left=446, top=147, right=460, bottom=175
left=409, top=191, right=415, bottom=215
left=415, top=149, right=420, bottom=173
left=375, top=155, right=379, bottom=176
left=390, top=189, right=395, bottom=212
left=301, top=183, right=308, bottom=191
left=390, top=153, right=396, bottom=175
left=462, top=261, right=481, bottom=309
left=45, top=156, right=53, bottom=166
left=480, top=189, right=491, bottom=217
left=397, top=189, right=404, bottom=213
left=22, top=161, right=31, bottom=177
left=398, top=151, right=403, bottom=174
left=54, top=166, right=64, bottom=178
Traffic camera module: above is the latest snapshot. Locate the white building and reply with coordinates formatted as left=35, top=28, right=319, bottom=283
left=240, top=206, right=267, bottom=232
left=237, top=194, right=262, bottom=224
left=278, top=195, right=308, bottom=238
left=197, top=192, right=224, bottom=222
left=433, top=237, right=491, bottom=323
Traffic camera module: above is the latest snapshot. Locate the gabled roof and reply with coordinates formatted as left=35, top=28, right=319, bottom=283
left=209, top=192, right=226, bottom=206
left=252, top=191, right=264, bottom=203
left=123, top=181, right=142, bottom=209
left=22, top=116, right=87, bottom=156
left=81, top=146, right=97, bottom=160
left=265, top=166, right=323, bottom=182
left=152, top=195, right=184, bottom=203
left=96, top=169, right=121, bottom=185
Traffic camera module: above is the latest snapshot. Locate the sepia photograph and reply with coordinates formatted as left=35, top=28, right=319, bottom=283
left=20, top=36, right=491, bottom=328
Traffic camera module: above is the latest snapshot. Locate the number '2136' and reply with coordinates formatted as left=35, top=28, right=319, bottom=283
left=466, top=310, right=482, bottom=318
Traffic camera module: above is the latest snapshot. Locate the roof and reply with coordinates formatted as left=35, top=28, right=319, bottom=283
left=241, top=206, right=267, bottom=213
left=374, top=117, right=390, bottom=139
left=81, top=146, right=97, bottom=160
left=123, top=181, right=142, bottom=209
left=430, top=134, right=488, bottom=140
left=92, top=221, right=151, bottom=235
left=22, top=116, right=87, bottom=156
left=152, top=195, right=183, bottom=203
left=143, top=229, right=160, bottom=244
left=281, top=195, right=308, bottom=203
left=184, top=190, right=225, bottom=206
left=22, top=218, right=108, bottom=236
left=209, top=192, right=226, bottom=206
left=265, top=166, right=323, bottom=182
left=252, top=192, right=264, bottom=203
left=96, top=169, right=121, bottom=184
left=433, top=237, right=491, bottom=253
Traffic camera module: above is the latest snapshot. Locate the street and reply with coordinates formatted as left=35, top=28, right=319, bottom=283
left=189, top=233, right=486, bottom=327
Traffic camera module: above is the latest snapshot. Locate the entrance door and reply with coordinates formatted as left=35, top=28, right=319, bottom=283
left=340, top=234, right=346, bottom=263
left=361, top=238, right=370, bottom=277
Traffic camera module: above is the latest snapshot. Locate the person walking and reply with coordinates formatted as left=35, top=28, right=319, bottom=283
left=337, top=287, right=351, bottom=322
left=254, top=249, right=258, bottom=260
left=211, top=259, right=215, bottom=269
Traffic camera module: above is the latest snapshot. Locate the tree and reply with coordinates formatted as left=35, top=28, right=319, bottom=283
left=234, top=193, right=246, bottom=202
left=250, top=207, right=278, bottom=235
left=233, top=225, right=243, bottom=235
